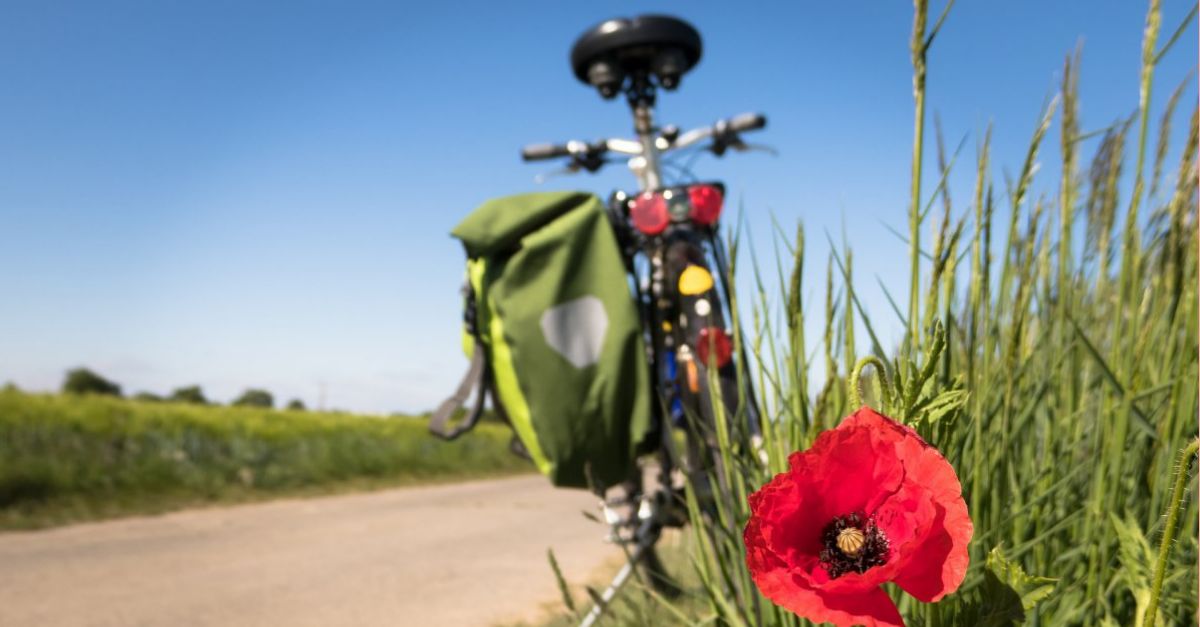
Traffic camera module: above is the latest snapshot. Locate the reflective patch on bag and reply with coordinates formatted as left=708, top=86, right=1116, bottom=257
left=540, top=295, right=608, bottom=368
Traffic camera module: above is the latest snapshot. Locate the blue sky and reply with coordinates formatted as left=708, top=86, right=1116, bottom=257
left=0, top=1, right=1194, bottom=413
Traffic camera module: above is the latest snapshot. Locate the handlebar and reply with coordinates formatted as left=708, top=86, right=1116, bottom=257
left=726, top=112, right=766, bottom=133
left=521, top=143, right=571, bottom=161
left=520, top=112, right=767, bottom=163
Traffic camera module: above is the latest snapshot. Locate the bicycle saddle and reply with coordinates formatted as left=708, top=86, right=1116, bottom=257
left=570, top=15, right=702, bottom=99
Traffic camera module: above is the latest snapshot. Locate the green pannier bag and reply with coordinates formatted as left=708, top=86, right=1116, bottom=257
left=430, top=191, right=652, bottom=490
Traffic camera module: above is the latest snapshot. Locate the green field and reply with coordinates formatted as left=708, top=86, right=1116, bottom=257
left=0, top=390, right=531, bottom=529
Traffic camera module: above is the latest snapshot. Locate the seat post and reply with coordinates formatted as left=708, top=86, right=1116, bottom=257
left=626, top=74, right=662, bottom=192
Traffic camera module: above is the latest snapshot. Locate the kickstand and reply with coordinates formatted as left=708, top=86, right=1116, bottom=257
left=578, top=540, right=649, bottom=627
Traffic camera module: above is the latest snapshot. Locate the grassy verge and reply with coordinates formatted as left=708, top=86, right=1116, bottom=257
left=513, top=532, right=705, bottom=627
left=674, top=1, right=1198, bottom=625
left=0, top=389, right=531, bottom=529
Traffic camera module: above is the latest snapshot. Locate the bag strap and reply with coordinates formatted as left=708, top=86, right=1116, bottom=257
left=429, top=345, right=489, bottom=440
left=430, top=279, right=490, bottom=440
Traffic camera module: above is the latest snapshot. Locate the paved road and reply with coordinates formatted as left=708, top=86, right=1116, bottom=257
left=0, top=476, right=620, bottom=626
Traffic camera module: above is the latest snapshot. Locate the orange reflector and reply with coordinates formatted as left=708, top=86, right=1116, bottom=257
left=686, top=358, right=700, bottom=392
left=678, top=265, right=714, bottom=296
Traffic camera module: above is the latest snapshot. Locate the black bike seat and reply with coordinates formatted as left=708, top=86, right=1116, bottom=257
left=570, top=15, right=702, bottom=93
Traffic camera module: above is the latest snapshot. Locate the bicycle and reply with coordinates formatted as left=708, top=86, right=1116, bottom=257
left=518, top=15, right=769, bottom=624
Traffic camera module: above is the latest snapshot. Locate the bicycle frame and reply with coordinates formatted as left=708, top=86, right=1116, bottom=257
left=521, top=65, right=766, bottom=627
left=572, top=101, right=733, bottom=192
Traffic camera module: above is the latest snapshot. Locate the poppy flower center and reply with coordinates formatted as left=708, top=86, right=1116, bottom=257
left=836, top=527, right=865, bottom=555
left=819, top=512, right=889, bottom=578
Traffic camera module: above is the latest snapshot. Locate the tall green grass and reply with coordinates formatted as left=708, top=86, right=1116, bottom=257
left=658, top=1, right=1198, bottom=625
left=0, top=390, right=530, bottom=529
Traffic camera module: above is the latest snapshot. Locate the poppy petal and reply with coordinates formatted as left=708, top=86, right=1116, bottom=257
left=748, top=563, right=905, bottom=627
left=872, top=479, right=937, bottom=559
left=891, top=500, right=972, bottom=601
left=809, top=586, right=906, bottom=627
left=749, top=470, right=824, bottom=573
left=791, top=413, right=907, bottom=521
left=888, top=414, right=973, bottom=601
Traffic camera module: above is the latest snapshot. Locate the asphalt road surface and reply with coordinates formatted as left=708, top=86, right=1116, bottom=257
left=0, top=476, right=620, bottom=626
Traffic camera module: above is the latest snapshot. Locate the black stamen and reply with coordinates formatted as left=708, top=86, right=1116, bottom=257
left=819, top=512, right=889, bottom=578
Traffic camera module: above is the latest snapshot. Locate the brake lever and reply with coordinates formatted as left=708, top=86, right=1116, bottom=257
left=533, top=162, right=582, bottom=184
left=533, top=156, right=617, bottom=183
left=709, top=135, right=778, bottom=157
left=574, top=153, right=607, bottom=173
left=732, top=142, right=779, bottom=156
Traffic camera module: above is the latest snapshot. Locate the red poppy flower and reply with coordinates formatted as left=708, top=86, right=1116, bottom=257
left=743, top=406, right=972, bottom=627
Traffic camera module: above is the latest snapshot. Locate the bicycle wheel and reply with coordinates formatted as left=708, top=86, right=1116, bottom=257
left=660, top=234, right=752, bottom=504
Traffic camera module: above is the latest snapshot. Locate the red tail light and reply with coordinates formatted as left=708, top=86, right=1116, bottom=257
left=696, top=326, right=732, bottom=368
left=629, top=192, right=669, bottom=235
left=688, top=184, right=723, bottom=225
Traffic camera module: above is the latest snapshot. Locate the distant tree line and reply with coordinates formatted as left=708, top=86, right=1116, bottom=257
left=58, top=367, right=307, bottom=411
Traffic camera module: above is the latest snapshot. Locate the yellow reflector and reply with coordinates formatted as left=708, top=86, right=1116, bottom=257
left=678, top=265, right=714, bottom=296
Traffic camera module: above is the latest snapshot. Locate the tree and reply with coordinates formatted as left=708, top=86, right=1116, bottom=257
left=62, top=368, right=122, bottom=397
left=133, top=391, right=163, bottom=402
left=169, top=385, right=208, bottom=405
left=232, top=388, right=274, bottom=408
left=285, top=398, right=306, bottom=411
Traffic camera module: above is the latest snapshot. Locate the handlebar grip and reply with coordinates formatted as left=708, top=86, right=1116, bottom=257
left=728, top=113, right=767, bottom=133
left=521, top=143, right=571, bottom=161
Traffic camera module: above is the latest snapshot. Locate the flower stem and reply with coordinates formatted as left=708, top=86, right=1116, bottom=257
left=848, top=356, right=891, bottom=412
left=1144, top=438, right=1198, bottom=627
left=906, top=0, right=928, bottom=358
